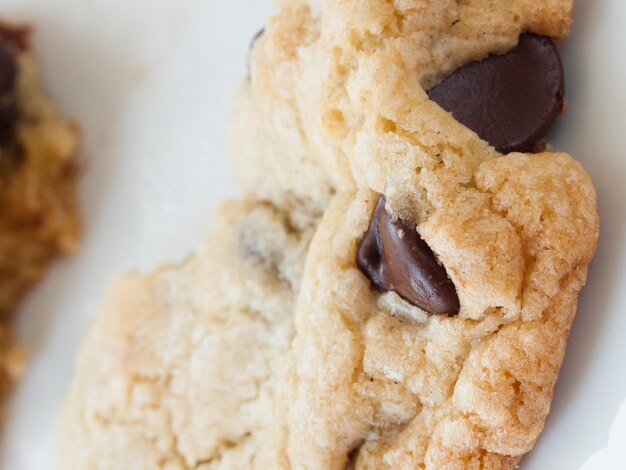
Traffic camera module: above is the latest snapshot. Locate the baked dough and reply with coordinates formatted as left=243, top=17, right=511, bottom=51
left=59, top=201, right=318, bottom=469
left=60, top=1, right=599, bottom=468
left=0, top=22, right=80, bottom=417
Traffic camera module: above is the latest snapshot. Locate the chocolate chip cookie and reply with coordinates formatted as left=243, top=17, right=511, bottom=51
left=232, top=0, right=574, bottom=210
left=235, top=1, right=597, bottom=467
left=61, top=0, right=598, bottom=468
left=59, top=201, right=318, bottom=469
left=287, top=155, right=597, bottom=467
left=0, top=21, right=80, bottom=415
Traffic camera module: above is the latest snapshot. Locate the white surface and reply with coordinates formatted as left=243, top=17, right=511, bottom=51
left=0, top=1, right=624, bottom=469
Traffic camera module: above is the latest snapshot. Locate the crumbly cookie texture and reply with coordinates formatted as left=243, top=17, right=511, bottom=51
left=0, top=23, right=80, bottom=416
left=230, top=3, right=598, bottom=466
left=59, top=201, right=318, bottom=469
left=65, top=154, right=595, bottom=469
left=62, top=0, right=599, bottom=468
left=286, top=152, right=598, bottom=468
left=233, top=0, right=574, bottom=211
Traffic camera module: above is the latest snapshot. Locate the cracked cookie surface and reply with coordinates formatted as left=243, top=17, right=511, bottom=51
left=61, top=0, right=599, bottom=468
left=284, top=154, right=597, bottom=468
left=233, top=1, right=598, bottom=467
left=233, top=0, right=574, bottom=211
left=0, top=22, right=80, bottom=417
left=59, top=201, right=318, bottom=469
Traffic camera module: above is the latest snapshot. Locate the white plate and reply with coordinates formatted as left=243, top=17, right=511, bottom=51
left=1, top=1, right=624, bottom=469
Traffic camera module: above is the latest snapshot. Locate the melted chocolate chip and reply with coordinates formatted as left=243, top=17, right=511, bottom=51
left=0, top=43, right=18, bottom=149
left=427, top=33, right=564, bottom=153
left=0, top=44, right=16, bottom=96
left=0, top=103, right=18, bottom=147
left=345, top=443, right=362, bottom=470
left=0, top=22, right=30, bottom=51
left=357, top=197, right=460, bottom=317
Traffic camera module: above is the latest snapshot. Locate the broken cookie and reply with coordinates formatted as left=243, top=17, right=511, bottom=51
left=61, top=1, right=598, bottom=468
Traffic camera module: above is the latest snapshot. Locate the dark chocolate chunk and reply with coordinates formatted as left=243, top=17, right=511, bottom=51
left=0, top=43, right=18, bottom=149
left=345, top=442, right=362, bottom=470
left=0, top=44, right=16, bottom=96
left=0, top=21, right=30, bottom=51
left=0, top=106, right=18, bottom=147
left=0, top=104, right=17, bottom=147
left=427, top=33, right=564, bottom=153
left=357, top=197, right=460, bottom=317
